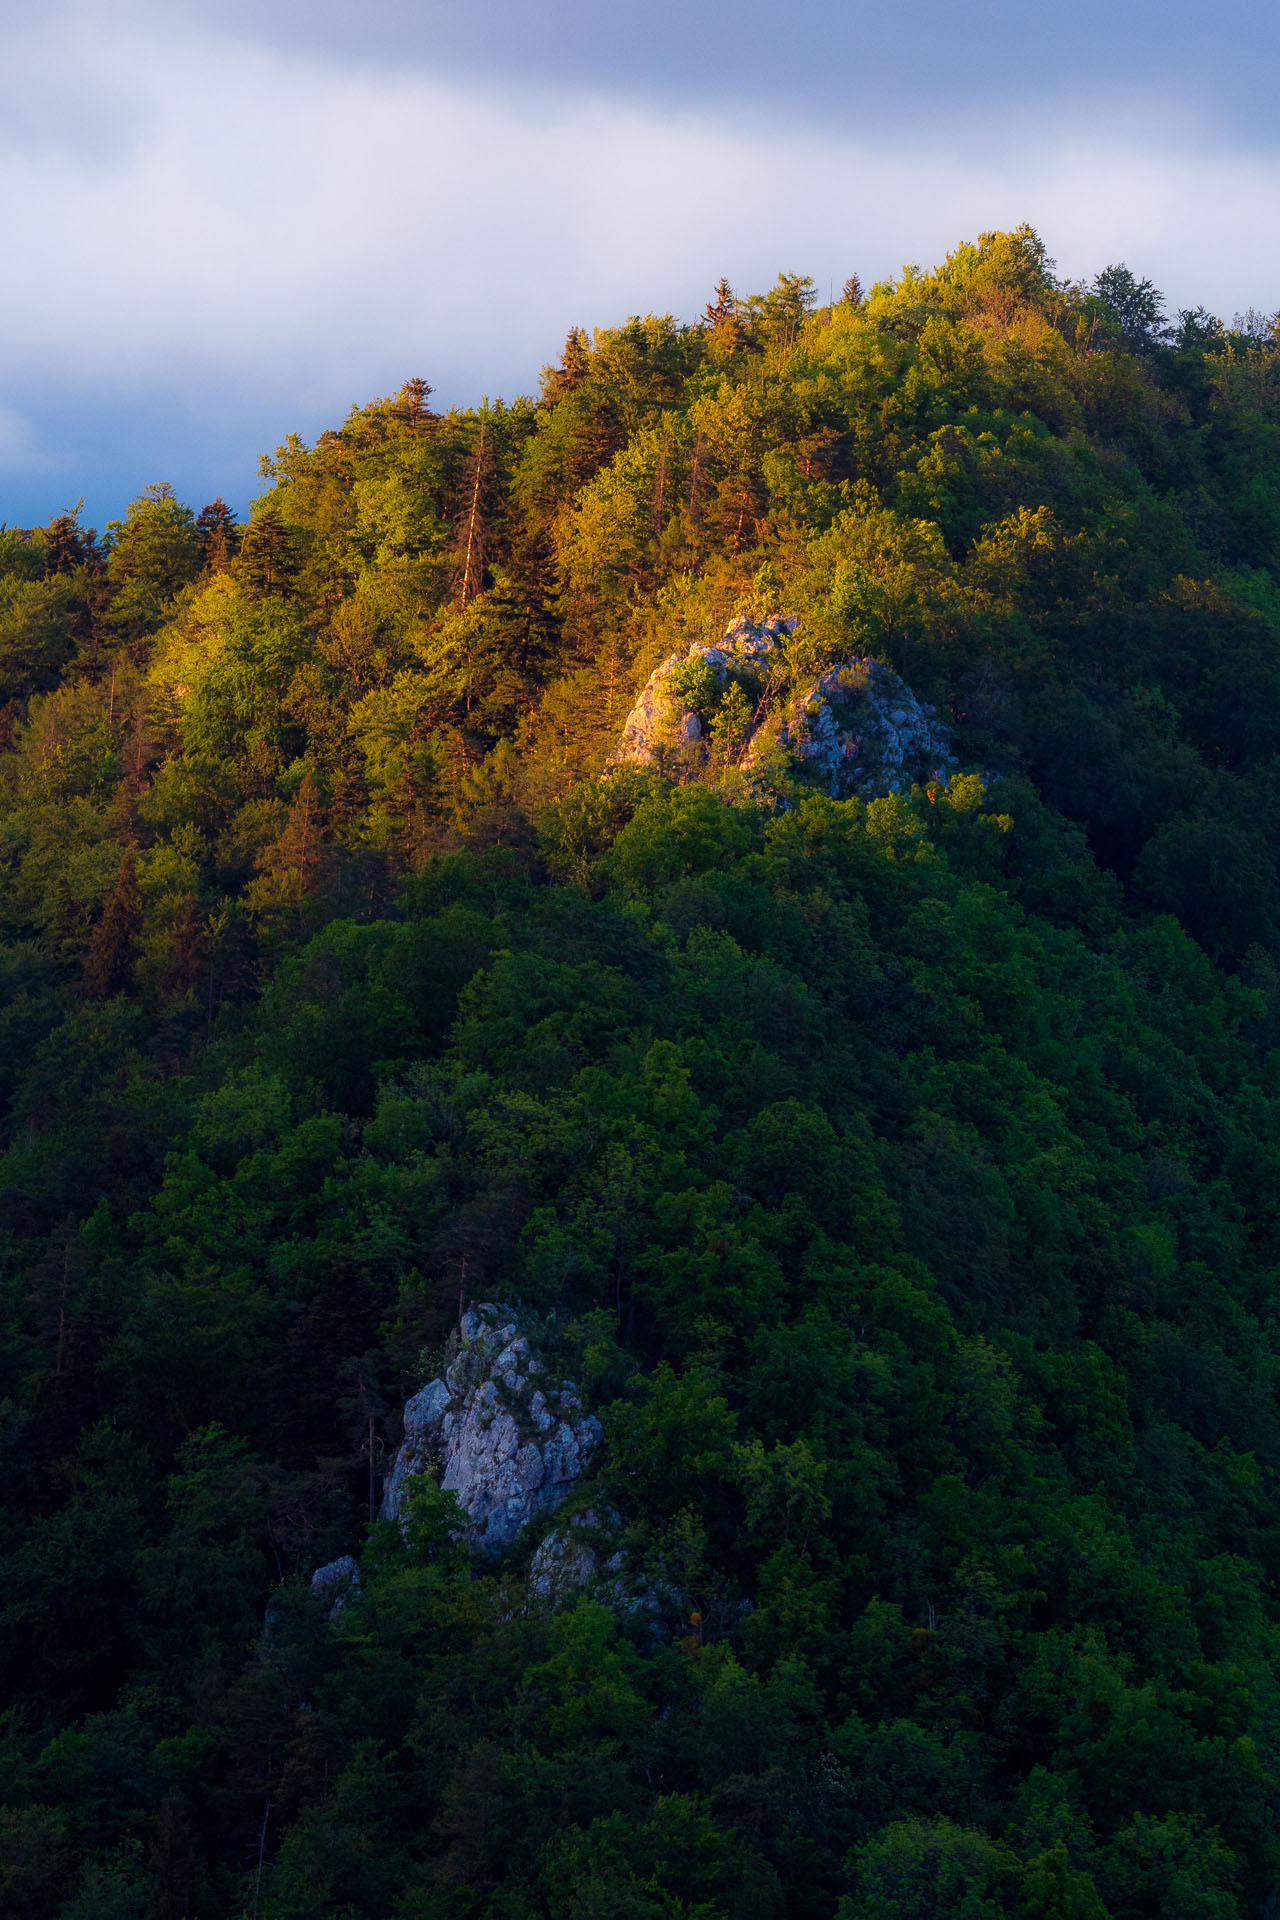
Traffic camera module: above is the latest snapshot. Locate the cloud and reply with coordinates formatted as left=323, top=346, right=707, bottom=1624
left=0, top=405, right=56, bottom=478
left=1, top=14, right=1278, bottom=520
left=64, top=0, right=1280, bottom=145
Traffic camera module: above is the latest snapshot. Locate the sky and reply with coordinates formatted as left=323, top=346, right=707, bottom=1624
left=1, top=0, right=1278, bottom=528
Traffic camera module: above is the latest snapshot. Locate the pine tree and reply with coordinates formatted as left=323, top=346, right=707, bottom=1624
left=279, top=769, right=323, bottom=893
left=842, top=273, right=864, bottom=307
left=651, top=425, right=671, bottom=536
left=265, top=769, right=323, bottom=902
left=244, top=769, right=327, bottom=938
left=491, top=520, right=562, bottom=684
left=384, top=762, right=430, bottom=876
left=328, top=749, right=370, bottom=843
left=26, top=1218, right=88, bottom=1380
left=83, top=849, right=141, bottom=999
left=687, top=429, right=706, bottom=523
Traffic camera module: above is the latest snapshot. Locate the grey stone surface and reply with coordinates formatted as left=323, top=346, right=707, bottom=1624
left=527, top=1507, right=677, bottom=1634
left=380, top=1305, right=602, bottom=1556
left=612, top=613, right=954, bottom=799
left=310, top=1554, right=361, bottom=1617
left=752, top=657, right=955, bottom=798
left=528, top=1508, right=625, bottom=1603
left=612, top=613, right=795, bottom=768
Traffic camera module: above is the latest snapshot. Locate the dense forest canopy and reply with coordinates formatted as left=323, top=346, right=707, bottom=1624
left=3, top=227, right=1280, bottom=1917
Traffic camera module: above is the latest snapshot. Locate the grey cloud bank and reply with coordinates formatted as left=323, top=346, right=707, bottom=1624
left=101, top=0, right=1280, bottom=140
left=2, top=5, right=1278, bottom=525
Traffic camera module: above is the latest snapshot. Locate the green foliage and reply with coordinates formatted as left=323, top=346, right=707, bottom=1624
left=4, top=231, right=1280, bottom=1917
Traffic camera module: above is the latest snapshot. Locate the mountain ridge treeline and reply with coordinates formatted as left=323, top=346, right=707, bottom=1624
left=3, top=227, right=1280, bottom=1917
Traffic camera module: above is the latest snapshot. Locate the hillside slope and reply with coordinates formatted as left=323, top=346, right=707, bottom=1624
left=3, top=230, right=1280, bottom=1918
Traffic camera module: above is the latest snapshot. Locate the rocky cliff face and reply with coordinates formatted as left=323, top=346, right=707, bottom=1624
left=380, top=1305, right=602, bottom=1556
left=613, top=614, right=954, bottom=800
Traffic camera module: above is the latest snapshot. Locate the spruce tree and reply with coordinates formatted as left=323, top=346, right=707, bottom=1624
left=703, top=277, right=736, bottom=327
left=237, top=505, right=300, bottom=599
left=195, top=497, right=239, bottom=571
left=703, top=276, right=751, bottom=357
left=43, top=503, right=100, bottom=577
left=542, top=328, right=591, bottom=406
left=395, top=377, right=436, bottom=432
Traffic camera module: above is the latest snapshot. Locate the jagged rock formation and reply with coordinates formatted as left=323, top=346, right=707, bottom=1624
left=528, top=1507, right=675, bottom=1632
left=613, top=613, right=954, bottom=799
left=528, top=1509, right=626, bottom=1604
left=613, top=613, right=795, bottom=768
left=380, top=1305, right=602, bottom=1556
left=310, top=1554, right=360, bottom=1617
left=747, top=656, right=955, bottom=797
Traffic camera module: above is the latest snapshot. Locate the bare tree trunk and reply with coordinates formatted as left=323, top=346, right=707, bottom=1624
left=687, top=431, right=704, bottom=522
left=651, top=428, right=669, bottom=535
left=54, top=1243, right=70, bottom=1378
left=459, top=417, right=488, bottom=610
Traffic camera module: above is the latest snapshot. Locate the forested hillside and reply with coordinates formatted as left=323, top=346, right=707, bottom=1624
left=4, top=228, right=1280, bottom=1917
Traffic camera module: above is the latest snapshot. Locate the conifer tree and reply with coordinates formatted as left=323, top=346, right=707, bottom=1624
left=703, top=277, right=736, bottom=327
left=328, top=751, right=370, bottom=843
left=542, top=328, right=591, bottom=406
left=83, top=849, right=141, bottom=999
left=491, top=520, right=562, bottom=684
left=163, top=894, right=204, bottom=1000
left=703, top=276, right=751, bottom=356
left=238, top=505, right=300, bottom=599
left=842, top=273, right=864, bottom=307
left=26, top=1218, right=87, bottom=1380
left=43, top=503, right=100, bottom=577
left=266, top=769, right=323, bottom=902
left=395, top=376, right=436, bottom=433
left=384, top=762, right=430, bottom=875
left=687, top=429, right=706, bottom=523
left=195, top=498, right=239, bottom=571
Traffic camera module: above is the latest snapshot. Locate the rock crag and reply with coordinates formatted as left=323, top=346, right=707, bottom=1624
left=613, top=614, right=954, bottom=799
left=612, top=613, right=795, bottom=769
left=380, top=1305, right=602, bottom=1557
left=528, top=1508, right=625, bottom=1604
left=528, top=1507, right=675, bottom=1632
left=310, top=1554, right=360, bottom=1618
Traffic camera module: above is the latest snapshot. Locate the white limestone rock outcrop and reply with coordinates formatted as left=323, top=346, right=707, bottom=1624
left=528, top=1507, right=675, bottom=1631
left=748, top=657, right=955, bottom=798
left=380, top=1305, right=602, bottom=1557
left=613, top=613, right=796, bottom=767
left=529, top=1508, right=626, bottom=1604
left=310, top=1554, right=360, bottom=1617
left=613, top=613, right=954, bottom=800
